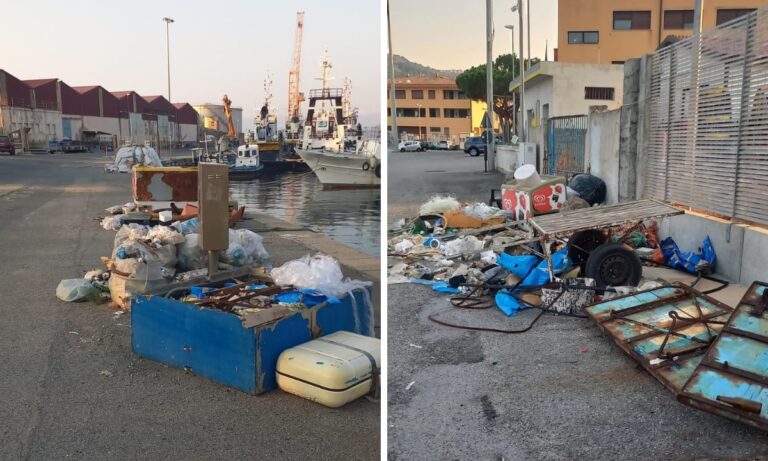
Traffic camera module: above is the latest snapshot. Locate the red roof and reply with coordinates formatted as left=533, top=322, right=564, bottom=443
left=24, top=78, right=58, bottom=88
left=72, top=85, right=100, bottom=94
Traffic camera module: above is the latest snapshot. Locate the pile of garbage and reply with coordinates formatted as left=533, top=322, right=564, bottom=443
left=58, top=201, right=271, bottom=308
left=389, top=186, right=716, bottom=319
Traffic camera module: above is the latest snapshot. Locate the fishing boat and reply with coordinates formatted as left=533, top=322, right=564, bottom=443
left=297, top=138, right=380, bottom=188
left=295, top=52, right=379, bottom=188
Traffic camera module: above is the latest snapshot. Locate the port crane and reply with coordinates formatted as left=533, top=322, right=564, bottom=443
left=286, top=11, right=305, bottom=140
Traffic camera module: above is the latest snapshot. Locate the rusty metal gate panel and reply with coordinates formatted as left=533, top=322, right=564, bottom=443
left=585, top=284, right=733, bottom=394
left=679, top=282, right=768, bottom=432
left=643, top=9, right=768, bottom=226
left=546, top=115, right=587, bottom=177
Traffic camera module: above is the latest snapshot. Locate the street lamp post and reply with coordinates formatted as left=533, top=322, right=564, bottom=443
left=417, top=103, right=423, bottom=140
left=505, top=24, right=515, bottom=141
left=162, top=17, right=174, bottom=102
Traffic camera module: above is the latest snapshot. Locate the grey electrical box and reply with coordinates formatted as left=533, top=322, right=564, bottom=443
left=198, top=162, right=229, bottom=251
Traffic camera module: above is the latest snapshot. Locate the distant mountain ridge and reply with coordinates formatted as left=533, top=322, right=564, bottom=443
left=388, top=55, right=462, bottom=79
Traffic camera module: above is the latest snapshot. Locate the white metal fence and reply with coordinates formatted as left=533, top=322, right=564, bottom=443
left=644, top=9, right=768, bottom=225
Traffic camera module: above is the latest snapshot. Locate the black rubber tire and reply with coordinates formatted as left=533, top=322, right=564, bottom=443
left=361, top=161, right=370, bottom=171
left=585, top=242, right=642, bottom=287
left=400, top=148, right=405, bottom=152
left=374, top=164, right=381, bottom=178
left=567, top=229, right=608, bottom=266
left=469, top=147, right=479, bottom=157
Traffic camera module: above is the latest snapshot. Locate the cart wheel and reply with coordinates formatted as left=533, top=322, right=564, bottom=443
left=585, top=242, right=642, bottom=287
left=567, top=229, right=608, bottom=266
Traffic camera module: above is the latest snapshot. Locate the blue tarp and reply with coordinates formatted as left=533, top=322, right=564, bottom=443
left=495, top=248, right=573, bottom=316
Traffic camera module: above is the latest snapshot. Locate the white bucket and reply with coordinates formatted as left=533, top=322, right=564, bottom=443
left=513, top=164, right=542, bottom=189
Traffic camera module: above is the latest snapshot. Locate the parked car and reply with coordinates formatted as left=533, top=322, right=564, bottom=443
left=0, top=135, right=15, bottom=155
left=398, top=140, right=422, bottom=152
left=420, top=141, right=440, bottom=151
left=438, top=140, right=449, bottom=150
left=463, top=136, right=486, bottom=157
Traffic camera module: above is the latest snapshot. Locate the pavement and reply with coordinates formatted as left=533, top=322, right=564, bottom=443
left=0, top=152, right=379, bottom=460
left=387, top=150, right=768, bottom=460
left=387, top=149, right=504, bottom=222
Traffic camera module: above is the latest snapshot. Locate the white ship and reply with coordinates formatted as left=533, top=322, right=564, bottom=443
left=296, top=51, right=380, bottom=188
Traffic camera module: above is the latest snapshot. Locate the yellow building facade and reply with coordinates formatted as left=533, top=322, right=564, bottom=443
left=558, top=0, right=768, bottom=64
left=387, top=76, right=472, bottom=144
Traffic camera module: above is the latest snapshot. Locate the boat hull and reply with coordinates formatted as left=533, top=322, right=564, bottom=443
left=296, top=150, right=380, bottom=189
left=228, top=165, right=265, bottom=180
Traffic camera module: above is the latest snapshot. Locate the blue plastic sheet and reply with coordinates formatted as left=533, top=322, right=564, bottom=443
left=407, top=278, right=461, bottom=294
left=521, top=248, right=572, bottom=287
left=660, top=236, right=716, bottom=273
left=495, top=290, right=525, bottom=316
left=497, top=254, right=540, bottom=278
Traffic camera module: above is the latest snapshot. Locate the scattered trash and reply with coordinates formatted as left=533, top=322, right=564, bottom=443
left=99, top=370, right=113, bottom=377
left=419, top=195, right=459, bottom=216
left=405, top=381, right=416, bottom=390
left=394, top=239, right=415, bottom=254
left=442, top=235, right=484, bottom=257
left=409, top=343, right=423, bottom=349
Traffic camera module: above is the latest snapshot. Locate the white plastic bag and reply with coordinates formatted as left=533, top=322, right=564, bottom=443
left=146, top=226, right=185, bottom=245
left=442, top=236, right=484, bottom=257
left=233, top=229, right=271, bottom=268
left=177, top=233, right=206, bottom=271
left=394, top=239, right=414, bottom=254
left=270, top=254, right=372, bottom=298
left=56, top=279, right=96, bottom=302
left=419, top=195, right=460, bottom=216
left=101, top=215, right=123, bottom=231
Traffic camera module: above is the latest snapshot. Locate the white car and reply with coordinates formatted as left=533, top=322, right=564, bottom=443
left=398, top=140, right=422, bottom=152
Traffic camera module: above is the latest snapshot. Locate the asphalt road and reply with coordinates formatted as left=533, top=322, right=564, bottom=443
left=386, top=151, right=768, bottom=460
left=387, top=149, right=505, bottom=221
left=0, top=153, right=378, bottom=460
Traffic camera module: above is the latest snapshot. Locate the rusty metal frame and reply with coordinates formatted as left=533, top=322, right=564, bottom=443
left=677, top=281, right=768, bottom=432
left=585, top=283, right=734, bottom=394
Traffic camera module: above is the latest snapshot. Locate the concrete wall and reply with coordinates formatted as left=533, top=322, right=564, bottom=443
left=82, top=116, right=119, bottom=136
left=0, top=107, right=62, bottom=146
left=496, top=145, right=519, bottom=174
left=522, top=77, right=554, bottom=129
left=178, top=123, right=197, bottom=143
left=586, top=109, right=621, bottom=204
left=552, top=63, right=624, bottom=115
left=61, top=115, right=83, bottom=140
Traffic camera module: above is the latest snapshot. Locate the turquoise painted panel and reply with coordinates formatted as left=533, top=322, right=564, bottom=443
left=730, top=305, right=768, bottom=337
left=686, top=369, right=768, bottom=419
left=710, top=334, right=768, bottom=377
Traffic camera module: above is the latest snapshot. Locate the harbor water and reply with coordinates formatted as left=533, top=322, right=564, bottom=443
left=229, top=171, right=380, bottom=256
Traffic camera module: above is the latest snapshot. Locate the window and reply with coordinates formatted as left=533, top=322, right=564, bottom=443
left=444, top=127, right=449, bottom=136
left=442, top=90, right=467, bottom=100
left=664, top=10, right=694, bottom=29
left=568, top=31, right=599, bottom=44
left=613, top=11, right=651, bottom=30
left=716, top=9, right=756, bottom=25
left=612, top=61, right=625, bottom=65
left=395, top=89, right=406, bottom=99
left=396, top=108, right=426, bottom=117
left=542, top=104, right=549, bottom=125
left=443, top=109, right=469, bottom=118
left=412, top=89, right=424, bottom=99
left=428, top=90, right=436, bottom=99
left=585, top=87, right=615, bottom=100
left=430, top=127, right=441, bottom=133
left=387, top=108, right=391, bottom=116
left=429, top=108, right=440, bottom=118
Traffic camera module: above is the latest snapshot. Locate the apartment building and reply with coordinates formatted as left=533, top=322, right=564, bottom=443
left=387, top=76, right=472, bottom=143
left=558, top=0, right=768, bottom=64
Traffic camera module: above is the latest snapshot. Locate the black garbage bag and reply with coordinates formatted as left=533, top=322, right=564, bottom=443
left=569, top=174, right=607, bottom=205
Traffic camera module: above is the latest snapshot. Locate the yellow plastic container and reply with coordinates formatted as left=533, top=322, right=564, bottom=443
left=276, top=331, right=380, bottom=408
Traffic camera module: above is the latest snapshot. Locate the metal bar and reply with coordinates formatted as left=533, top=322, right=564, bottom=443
left=699, top=359, right=768, bottom=387
left=729, top=13, right=756, bottom=223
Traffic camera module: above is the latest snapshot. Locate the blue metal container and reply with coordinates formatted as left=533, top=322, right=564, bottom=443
left=131, top=288, right=373, bottom=394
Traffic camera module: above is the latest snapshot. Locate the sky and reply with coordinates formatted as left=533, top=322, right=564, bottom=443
left=389, top=0, right=558, bottom=71
left=0, top=0, right=381, bottom=127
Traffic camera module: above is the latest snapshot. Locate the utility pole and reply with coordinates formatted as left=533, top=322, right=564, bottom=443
left=162, top=17, right=174, bottom=102
left=526, top=0, right=531, bottom=70
left=520, top=1, right=526, bottom=141
left=387, top=0, right=399, bottom=146
left=505, top=24, right=515, bottom=141
left=485, top=0, right=495, bottom=171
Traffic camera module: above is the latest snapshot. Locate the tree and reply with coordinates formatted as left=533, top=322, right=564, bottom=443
left=455, top=54, right=539, bottom=141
